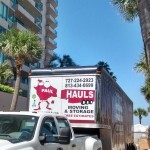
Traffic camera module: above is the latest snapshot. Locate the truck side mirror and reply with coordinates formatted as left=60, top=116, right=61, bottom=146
left=59, top=127, right=71, bottom=144
left=39, top=133, right=46, bottom=145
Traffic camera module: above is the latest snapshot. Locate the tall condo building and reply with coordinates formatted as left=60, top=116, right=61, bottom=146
left=0, top=0, right=58, bottom=91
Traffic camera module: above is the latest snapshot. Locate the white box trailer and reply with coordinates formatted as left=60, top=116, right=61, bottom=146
left=29, top=66, right=133, bottom=150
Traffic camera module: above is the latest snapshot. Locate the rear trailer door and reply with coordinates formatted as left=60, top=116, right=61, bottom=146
left=29, top=75, right=97, bottom=123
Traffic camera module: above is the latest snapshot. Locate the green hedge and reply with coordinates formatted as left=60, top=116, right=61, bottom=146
left=0, top=84, right=14, bottom=93
left=0, top=84, right=27, bottom=97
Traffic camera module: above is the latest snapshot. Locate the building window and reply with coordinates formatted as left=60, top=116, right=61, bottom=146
left=35, top=15, right=42, bottom=29
left=0, top=52, right=5, bottom=63
left=11, top=0, right=18, bottom=4
left=0, top=25, right=6, bottom=33
left=15, top=17, right=24, bottom=26
left=0, top=2, right=8, bottom=21
left=24, top=61, right=30, bottom=67
left=35, top=2, right=43, bottom=11
left=21, top=77, right=28, bottom=84
left=37, top=63, right=40, bottom=68
left=34, top=62, right=40, bottom=69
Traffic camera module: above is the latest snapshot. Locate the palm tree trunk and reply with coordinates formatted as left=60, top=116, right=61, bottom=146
left=139, top=114, right=142, bottom=124
left=138, top=0, right=150, bottom=71
left=10, top=68, right=21, bottom=111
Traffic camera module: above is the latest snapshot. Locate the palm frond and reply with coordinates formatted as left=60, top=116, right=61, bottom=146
left=0, top=60, right=14, bottom=85
left=134, top=52, right=148, bottom=75
left=112, top=0, right=138, bottom=22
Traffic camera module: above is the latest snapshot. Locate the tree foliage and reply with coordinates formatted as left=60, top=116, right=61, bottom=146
left=0, top=28, right=42, bottom=62
left=49, top=54, right=78, bottom=67
left=58, top=55, right=78, bottom=67
left=112, top=0, right=150, bottom=72
left=134, top=108, right=148, bottom=124
left=134, top=52, right=150, bottom=104
left=0, top=60, right=14, bottom=85
left=48, top=53, right=60, bottom=68
left=0, top=28, right=43, bottom=111
left=96, top=61, right=117, bottom=80
left=112, top=0, right=138, bottom=22
left=134, top=52, right=148, bottom=75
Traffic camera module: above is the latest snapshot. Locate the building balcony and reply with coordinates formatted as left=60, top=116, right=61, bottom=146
left=46, top=14, right=58, bottom=29
left=0, top=17, right=8, bottom=29
left=12, top=3, right=34, bottom=21
left=8, top=20, right=27, bottom=31
left=1, top=0, right=11, bottom=7
left=20, top=82, right=28, bottom=91
left=46, top=3, right=58, bottom=18
left=30, top=63, right=40, bottom=69
left=13, top=22, right=27, bottom=31
left=44, top=49, right=54, bottom=67
left=22, top=64, right=30, bottom=73
left=45, top=36, right=57, bottom=50
left=17, top=0, right=41, bottom=18
left=35, top=1, right=43, bottom=12
left=11, top=3, right=40, bottom=33
left=45, top=48, right=54, bottom=56
left=45, top=25, right=57, bottom=39
left=47, top=0, right=58, bottom=8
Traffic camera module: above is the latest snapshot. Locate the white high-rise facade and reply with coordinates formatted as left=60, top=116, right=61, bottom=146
left=0, top=0, right=58, bottom=91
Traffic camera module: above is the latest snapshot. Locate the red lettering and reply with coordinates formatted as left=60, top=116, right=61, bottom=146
left=61, top=89, right=95, bottom=103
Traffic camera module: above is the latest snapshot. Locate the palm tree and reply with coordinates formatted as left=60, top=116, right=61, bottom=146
left=48, top=54, right=78, bottom=68
left=48, top=52, right=60, bottom=68
left=97, top=61, right=111, bottom=72
left=96, top=61, right=117, bottom=80
left=134, top=108, right=148, bottom=124
left=140, top=77, right=150, bottom=110
left=112, top=0, right=138, bottom=21
left=0, top=28, right=43, bottom=111
left=58, top=55, right=78, bottom=67
left=141, top=76, right=150, bottom=102
left=0, top=60, right=14, bottom=85
left=112, top=0, right=150, bottom=71
left=134, top=52, right=148, bottom=75
left=134, top=52, right=150, bottom=104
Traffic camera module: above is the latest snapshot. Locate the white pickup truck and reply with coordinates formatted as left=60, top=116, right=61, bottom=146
left=0, top=111, right=102, bottom=150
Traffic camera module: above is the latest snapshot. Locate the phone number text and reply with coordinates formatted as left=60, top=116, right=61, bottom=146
left=65, top=78, right=94, bottom=83
left=65, top=83, right=93, bottom=88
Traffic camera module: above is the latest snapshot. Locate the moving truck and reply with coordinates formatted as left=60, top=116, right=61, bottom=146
left=28, top=66, right=133, bottom=150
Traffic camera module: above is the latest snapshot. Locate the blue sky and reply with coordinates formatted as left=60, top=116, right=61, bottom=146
left=55, top=0, right=150, bottom=125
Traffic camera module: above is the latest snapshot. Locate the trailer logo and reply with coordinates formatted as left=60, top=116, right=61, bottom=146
left=61, top=89, right=95, bottom=104
left=33, top=80, right=57, bottom=110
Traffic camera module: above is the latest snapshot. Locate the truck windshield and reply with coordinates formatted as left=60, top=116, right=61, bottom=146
left=0, top=115, right=38, bottom=143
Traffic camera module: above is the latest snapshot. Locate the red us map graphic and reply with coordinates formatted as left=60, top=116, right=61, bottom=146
left=33, top=80, right=95, bottom=111
left=34, top=84, right=57, bottom=100
left=33, top=80, right=57, bottom=110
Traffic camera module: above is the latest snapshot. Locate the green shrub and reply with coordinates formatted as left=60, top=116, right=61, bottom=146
left=0, top=84, right=14, bottom=93
left=0, top=84, right=27, bottom=97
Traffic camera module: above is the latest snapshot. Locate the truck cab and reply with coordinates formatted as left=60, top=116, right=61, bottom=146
left=0, top=111, right=102, bottom=150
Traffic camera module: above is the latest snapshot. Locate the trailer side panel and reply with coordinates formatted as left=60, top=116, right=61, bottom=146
left=99, top=69, right=133, bottom=149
